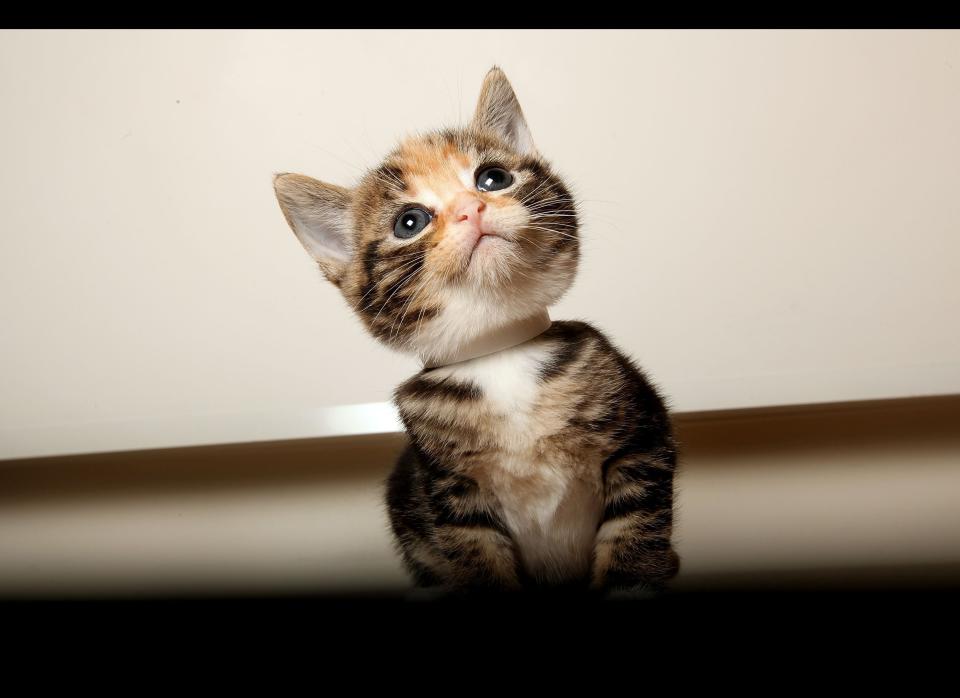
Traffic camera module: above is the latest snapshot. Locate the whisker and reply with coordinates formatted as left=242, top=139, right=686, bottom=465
left=527, top=226, right=579, bottom=235
left=376, top=249, right=430, bottom=262
left=524, top=223, right=579, bottom=235
left=370, top=266, right=421, bottom=324
left=357, top=257, right=426, bottom=307
left=393, top=274, right=432, bottom=342
left=524, top=206, right=577, bottom=216
left=523, top=225, right=580, bottom=241
left=522, top=193, right=575, bottom=207
left=515, top=179, right=553, bottom=205
left=362, top=260, right=424, bottom=311
left=519, top=195, right=574, bottom=211
left=510, top=233, right=555, bottom=255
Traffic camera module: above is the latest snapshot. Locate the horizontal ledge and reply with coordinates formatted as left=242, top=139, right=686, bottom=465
left=2, top=392, right=959, bottom=464
left=0, top=402, right=403, bottom=463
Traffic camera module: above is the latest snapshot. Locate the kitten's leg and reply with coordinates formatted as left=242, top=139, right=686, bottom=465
left=590, top=449, right=679, bottom=594
left=431, top=513, right=523, bottom=593
left=387, top=446, right=522, bottom=592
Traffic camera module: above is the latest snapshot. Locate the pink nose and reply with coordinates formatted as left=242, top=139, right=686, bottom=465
left=453, top=195, right=486, bottom=227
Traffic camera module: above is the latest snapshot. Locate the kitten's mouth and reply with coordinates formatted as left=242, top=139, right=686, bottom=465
left=468, top=232, right=506, bottom=262
left=477, top=232, right=502, bottom=245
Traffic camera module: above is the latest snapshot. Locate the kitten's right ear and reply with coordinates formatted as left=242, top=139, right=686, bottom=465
left=274, top=173, right=353, bottom=283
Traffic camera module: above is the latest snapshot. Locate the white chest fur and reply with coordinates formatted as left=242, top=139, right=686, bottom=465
left=427, top=341, right=604, bottom=583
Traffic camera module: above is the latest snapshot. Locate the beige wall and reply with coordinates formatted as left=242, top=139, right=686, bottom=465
left=1, top=30, right=959, bottom=437
left=2, top=397, right=958, bottom=596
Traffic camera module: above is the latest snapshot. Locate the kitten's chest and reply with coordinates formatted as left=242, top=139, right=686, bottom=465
left=401, top=342, right=605, bottom=582
left=417, top=341, right=568, bottom=450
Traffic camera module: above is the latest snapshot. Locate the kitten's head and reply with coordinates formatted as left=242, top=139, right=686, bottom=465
left=274, top=67, right=578, bottom=365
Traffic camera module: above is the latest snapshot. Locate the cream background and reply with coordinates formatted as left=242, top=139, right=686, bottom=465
left=2, top=30, right=959, bottom=434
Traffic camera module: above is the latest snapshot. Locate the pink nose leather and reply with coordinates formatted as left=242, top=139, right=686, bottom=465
left=452, top=194, right=486, bottom=229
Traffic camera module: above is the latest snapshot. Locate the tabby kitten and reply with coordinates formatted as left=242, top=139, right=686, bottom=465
left=274, top=67, right=679, bottom=594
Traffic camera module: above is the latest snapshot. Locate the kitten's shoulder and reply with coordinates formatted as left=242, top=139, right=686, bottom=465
left=539, top=320, right=666, bottom=403
left=541, top=319, right=603, bottom=342
left=537, top=319, right=619, bottom=381
left=542, top=319, right=643, bottom=363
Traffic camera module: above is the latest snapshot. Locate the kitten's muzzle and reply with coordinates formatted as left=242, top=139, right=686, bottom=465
left=452, top=193, right=486, bottom=228
left=448, top=193, right=503, bottom=251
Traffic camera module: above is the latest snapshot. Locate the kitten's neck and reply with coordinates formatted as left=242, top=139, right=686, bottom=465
left=421, top=310, right=552, bottom=369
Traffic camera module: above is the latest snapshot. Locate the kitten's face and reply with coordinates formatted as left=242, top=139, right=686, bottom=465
left=275, top=68, right=578, bottom=365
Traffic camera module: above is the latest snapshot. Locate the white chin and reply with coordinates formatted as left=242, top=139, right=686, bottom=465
left=467, top=239, right=512, bottom=278
left=469, top=235, right=509, bottom=262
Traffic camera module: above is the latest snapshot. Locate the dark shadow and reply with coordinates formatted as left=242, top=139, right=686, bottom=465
left=0, top=432, right=408, bottom=505
left=674, top=393, right=960, bottom=462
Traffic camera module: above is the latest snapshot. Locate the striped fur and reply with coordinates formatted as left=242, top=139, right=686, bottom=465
left=389, top=322, right=678, bottom=592
left=274, top=67, right=678, bottom=594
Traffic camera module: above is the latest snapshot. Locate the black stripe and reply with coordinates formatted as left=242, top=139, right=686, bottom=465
left=541, top=320, right=594, bottom=343
left=357, top=238, right=382, bottom=311
left=551, top=235, right=577, bottom=253
left=602, top=434, right=673, bottom=476
left=434, top=506, right=509, bottom=537
left=398, top=376, right=482, bottom=402
left=601, top=490, right=651, bottom=523
left=411, top=445, right=447, bottom=478
left=411, top=305, right=440, bottom=323
left=436, top=476, right=476, bottom=499
left=405, top=415, right=475, bottom=452
left=602, top=443, right=641, bottom=477
left=385, top=447, right=433, bottom=540
left=622, top=535, right=673, bottom=555
left=601, top=478, right=673, bottom=524
left=538, top=335, right=584, bottom=382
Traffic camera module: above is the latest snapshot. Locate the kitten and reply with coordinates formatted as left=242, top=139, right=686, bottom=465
left=274, top=67, right=679, bottom=594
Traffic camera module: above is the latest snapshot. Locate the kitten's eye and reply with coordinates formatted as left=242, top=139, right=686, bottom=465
left=393, top=208, right=432, bottom=239
left=476, top=167, right=513, bottom=192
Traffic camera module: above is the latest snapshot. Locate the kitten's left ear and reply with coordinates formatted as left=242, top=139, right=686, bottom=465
left=473, top=66, right=537, bottom=156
